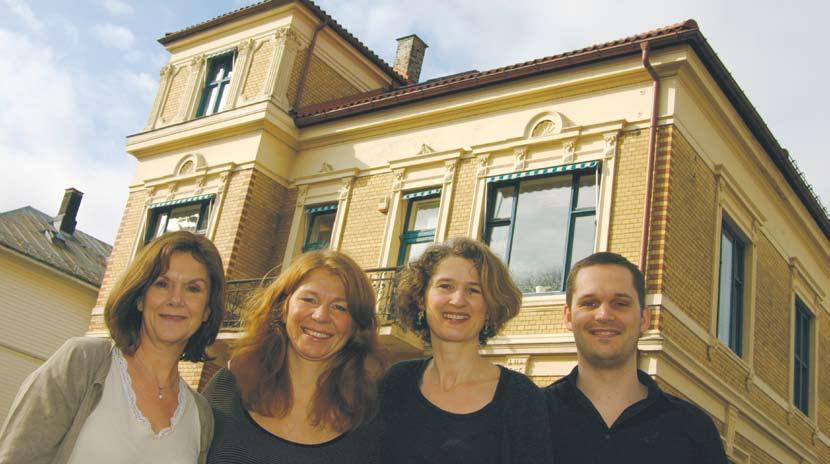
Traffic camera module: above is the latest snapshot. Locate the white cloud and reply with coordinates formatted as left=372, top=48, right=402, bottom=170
left=2, top=0, right=44, bottom=32
left=102, top=0, right=134, bottom=16
left=92, top=23, right=135, bottom=50
left=123, top=72, right=157, bottom=102
left=0, top=29, right=133, bottom=243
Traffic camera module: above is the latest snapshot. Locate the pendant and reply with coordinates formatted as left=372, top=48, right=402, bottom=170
left=158, top=388, right=164, bottom=400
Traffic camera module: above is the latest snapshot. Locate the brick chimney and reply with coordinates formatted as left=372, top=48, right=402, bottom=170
left=53, top=188, right=83, bottom=235
left=393, top=34, right=428, bottom=84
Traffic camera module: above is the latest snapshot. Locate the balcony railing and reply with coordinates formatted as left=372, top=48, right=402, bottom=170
left=222, top=266, right=402, bottom=330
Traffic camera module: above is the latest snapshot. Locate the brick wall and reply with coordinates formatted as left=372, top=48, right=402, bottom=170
left=734, top=434, right=779, bottom=464
left=500, top=306, right=562, bottom=336
left=753, top=235, right=791, bottom=397
left=159, top=67, right=190, bottom=122
left=88, top=189, right=148, bottom=333
left=661, top=127, right=717, bottom=330
left=607, top=129, right=648, bottom=265
left=222, top=169, right=285, bottom=279
left=241, top=40, right=275, bottom=102
left=299, top=55, right=361, bottom=108
left=285, top=46, right=307, bottom=108
left=821, top=314, right=830, bottom=434
left=339, top=173, right=393, bottom=268
left=445, top=158, right=476, bottom=239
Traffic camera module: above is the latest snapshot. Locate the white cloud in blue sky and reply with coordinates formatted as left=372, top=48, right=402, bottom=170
left=0, top=0, right=827, bottom=243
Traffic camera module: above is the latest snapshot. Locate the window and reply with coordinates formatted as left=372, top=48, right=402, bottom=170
left=303, top=204, right=337, bottom=252
left=196, top=51, right=235, bottom=117
left=146, top=195, right=213, bottom=243
left=793, top=298, right=812, bottom=415
left=716, top=219, right=745, bottom=355
left=397, top=189, right=441, bottom=266
left=484, top=165, right=597, bottom=294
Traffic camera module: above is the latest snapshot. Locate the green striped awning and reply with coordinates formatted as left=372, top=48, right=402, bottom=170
left=148, top=194, right=214, bottom=210
left=306, top=204, right=338, bottom=214
left=486, top=161, right=598, bottom=183
left=402, top=188, right=441, bottom=200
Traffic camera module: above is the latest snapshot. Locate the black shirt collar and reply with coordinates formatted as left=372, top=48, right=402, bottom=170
left=562, top=366, right=663, bottom=427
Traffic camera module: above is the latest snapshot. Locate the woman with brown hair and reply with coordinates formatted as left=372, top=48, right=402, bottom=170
left=0, top=231, right=226, bottom=464
left=381, top=237, right=553, bottom=463
left=203, top=249, right=384, bottom=463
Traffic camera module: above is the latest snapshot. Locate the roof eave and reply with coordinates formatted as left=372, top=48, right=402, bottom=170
left=157, top=0, right=407, bottom=86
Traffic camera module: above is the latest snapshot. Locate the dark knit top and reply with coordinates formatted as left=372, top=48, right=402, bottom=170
left=202, top=368, right=381, bottom=464
left=380, top=358, right=553, bottom=464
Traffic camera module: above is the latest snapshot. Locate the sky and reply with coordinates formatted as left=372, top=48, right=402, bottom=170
left=0, top=0, right=827, bottom=244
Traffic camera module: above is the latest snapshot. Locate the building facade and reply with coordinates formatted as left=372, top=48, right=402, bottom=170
left=1, top=189, right=111, bottom=424
left=88, top=1, right=829, bottom=462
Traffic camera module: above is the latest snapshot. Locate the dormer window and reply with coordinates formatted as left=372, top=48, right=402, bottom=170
left=196, top=51, right=236, bottom=117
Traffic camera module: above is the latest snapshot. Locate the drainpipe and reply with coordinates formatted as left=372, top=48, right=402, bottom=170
left=639, top=41, right=659, bottom=274
left=292, top=20, right=328, bottom=112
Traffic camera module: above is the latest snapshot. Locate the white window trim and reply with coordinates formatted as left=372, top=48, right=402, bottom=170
left=282, top=171, right=356, bottom=269
left=789, top=260, right=821, bottom=425
left=709, top=166, right=762, bottom=366
left=466, top=130, right=617, bottom=304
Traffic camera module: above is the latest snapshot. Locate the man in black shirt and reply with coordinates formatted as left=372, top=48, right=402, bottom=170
left=546, top=252, right=728, bottom=463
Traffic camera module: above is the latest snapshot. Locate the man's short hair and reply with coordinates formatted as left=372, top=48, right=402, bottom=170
left=565, top=252, right=645, bottom=310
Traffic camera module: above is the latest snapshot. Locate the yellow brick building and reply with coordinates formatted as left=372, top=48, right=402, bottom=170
left=88, top=1, right=829, bottom=462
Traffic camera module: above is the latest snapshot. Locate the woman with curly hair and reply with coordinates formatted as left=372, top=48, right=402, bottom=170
left=203, top=249, right=384, bottom=463
left=381, top=237, right=553, bottom=463
left=0, top=231, right=226, bottom=464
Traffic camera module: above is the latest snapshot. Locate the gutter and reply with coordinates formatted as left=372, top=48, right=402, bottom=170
left=639, top=41, right=660, bottom=273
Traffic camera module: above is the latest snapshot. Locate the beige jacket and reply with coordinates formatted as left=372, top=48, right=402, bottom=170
left=0, top=337, right=213, bottom=464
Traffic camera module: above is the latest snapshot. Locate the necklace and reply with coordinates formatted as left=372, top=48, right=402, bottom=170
left=132, top=352, right=180, bottom=400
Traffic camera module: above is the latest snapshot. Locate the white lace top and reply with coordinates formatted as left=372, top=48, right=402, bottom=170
left=67, top=348, right=201, bottom=464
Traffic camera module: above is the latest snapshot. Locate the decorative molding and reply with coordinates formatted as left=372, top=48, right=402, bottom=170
left=725, top=404, right=739, bottom=453
left=476, top=154, right=490, bottom=177
left=443, top=159, right=458, bottom=184
left=418, top=144, right=434, bottom=155
left=392, top=169, right=405, bottom=192
left=319, top=162, right=334, bottom=173
left=513, top=146, right=527, bottom=171
left=504, top=355, right=530, bottom=374
left=562, top=140, right=576, bottom=163
left=295, top=185, right=309, bottom=207
left=339, top=177, right=353, bottom=200
left=603, top=132, right=618, bottom=159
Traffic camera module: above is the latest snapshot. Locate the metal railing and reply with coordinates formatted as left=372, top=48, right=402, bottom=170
left=221, top=266, right=402, bottom=331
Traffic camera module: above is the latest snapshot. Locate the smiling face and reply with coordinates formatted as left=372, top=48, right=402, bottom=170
left=285, top=268, right=354, bottom=366
left=424, top=256, right=488, bottom=345
left=138, top=251, right=211, bottom=351
left=564, top=264, right=649, bottom=370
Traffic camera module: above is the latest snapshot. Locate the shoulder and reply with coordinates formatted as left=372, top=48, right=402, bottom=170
left=201, top=368, right=238, bottom=411
left=48, top=337, right=113, bottom=373
left=498, top=367, right=546, bottom=411
left=500, top=367, right=542, bottom=395
left=660, top=392, right=721, bottom=440
left=543, top=376, right=570, bottom=402
left=382, top=359, right=425, bottom=386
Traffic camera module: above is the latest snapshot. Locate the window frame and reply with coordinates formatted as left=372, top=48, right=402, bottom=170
left=144, top=197, right=212, bottom=244
left=716, top=218, right=746, bottom=356
left=396, top=193, right=441, bottom=266
left=196, top=50, right=236, bottom=117
left=793, top=297, right=812, bottom=415
left=302, top=204, right=338, bottom=252
left=483, top=167, right=597, bottom=294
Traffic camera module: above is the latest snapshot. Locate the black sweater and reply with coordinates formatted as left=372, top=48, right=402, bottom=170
left=380, top=358, right=553, bottom=464
left=202, top=368, right=381, bottom=464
